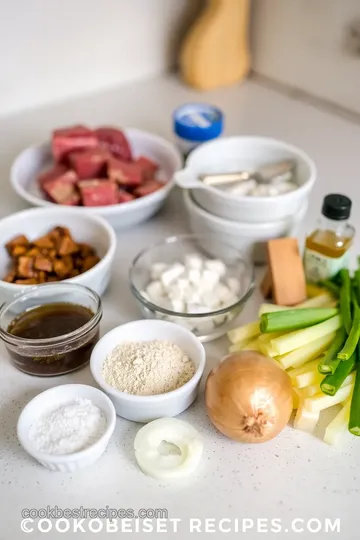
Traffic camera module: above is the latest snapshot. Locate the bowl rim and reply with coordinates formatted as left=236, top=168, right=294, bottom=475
left=10, top=128, right=183, bottom=214
left=0, top=282, right=102, bottom=347
left=184, top=190, right=309, bottom=231
left=90, top=319, right=206, bottom=403
left=17, top=384, right=116, bottom=463
left=0, top=206, right=117, bottom=291
left=129, top=233, right=255, bottom=319
left=182, top=135, right=317, bottom=202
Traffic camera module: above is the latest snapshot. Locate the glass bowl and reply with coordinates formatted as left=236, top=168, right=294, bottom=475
left=129, top=234, right=254, bottom=342
left=0, top=283, right=102, bottom=376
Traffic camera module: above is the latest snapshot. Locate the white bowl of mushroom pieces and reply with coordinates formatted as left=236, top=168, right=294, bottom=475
left=174, top=136, right=316, bottom=223
left=90, top=319, right=206, bottom=422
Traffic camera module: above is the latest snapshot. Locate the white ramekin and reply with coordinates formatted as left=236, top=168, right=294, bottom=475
left=90, top=319, right=206, bottom=422
left=17, top=384, right=116, bottom=472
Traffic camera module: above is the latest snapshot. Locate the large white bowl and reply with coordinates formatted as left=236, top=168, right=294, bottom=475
left=175, top=136, right=316, bottom=223
left=184, top=190, right=308, bottom=264
left=10, top=128, right=183, bottom=230
left=90, top=320, right=206, bottom=422
left=0, top=207, right=116, bottom=303
left=17, top=384, right=116, bottom=472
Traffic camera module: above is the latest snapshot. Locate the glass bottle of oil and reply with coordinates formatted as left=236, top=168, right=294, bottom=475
left=304, top=194, right=355, bottom=283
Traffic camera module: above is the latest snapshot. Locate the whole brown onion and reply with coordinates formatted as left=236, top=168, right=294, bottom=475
left=205, top=351, right=293, bottom=443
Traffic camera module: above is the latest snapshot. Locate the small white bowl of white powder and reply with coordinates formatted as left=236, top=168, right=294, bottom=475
left=17, top=384, right=116, bottom=472
left=90, top=319, right=206, bottom=422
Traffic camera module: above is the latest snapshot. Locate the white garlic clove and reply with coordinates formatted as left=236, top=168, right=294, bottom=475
left=134, top=418, right=203, bottom=480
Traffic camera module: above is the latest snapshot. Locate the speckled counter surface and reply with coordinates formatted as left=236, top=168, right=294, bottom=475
left=0, top=75, right=359, bottom=539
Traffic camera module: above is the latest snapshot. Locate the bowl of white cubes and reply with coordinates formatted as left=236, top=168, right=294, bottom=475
left=129, top=234, right=254, bottom=341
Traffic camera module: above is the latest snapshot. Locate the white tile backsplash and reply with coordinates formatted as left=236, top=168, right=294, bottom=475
left=0, top=0, right=200, bottom=117
left=252, top=0, right=360, bottom=114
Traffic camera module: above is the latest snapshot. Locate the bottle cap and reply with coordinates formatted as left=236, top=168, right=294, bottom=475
left=321, top=194, right=352, bottom=220
left=173, top=103, right=223, bottom=142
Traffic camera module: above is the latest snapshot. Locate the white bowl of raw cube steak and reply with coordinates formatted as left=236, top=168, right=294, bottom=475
left=11, top=126, right=183, bottom=230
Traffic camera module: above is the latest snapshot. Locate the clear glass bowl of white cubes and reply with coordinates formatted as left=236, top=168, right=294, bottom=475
left=129, top=234, right=254, bottom=341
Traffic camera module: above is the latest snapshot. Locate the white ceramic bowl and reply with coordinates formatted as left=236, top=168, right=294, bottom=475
left=17, top=384, right=116, bottom=472
left=184, top=190, right=308, bottom=264
left=0, top=207, right=116, bottom=303
left=90, top=320, right=206, bottom=422
left=10, top=128, right=183, bottom=230
left=175, top=136, right=316, bottom=223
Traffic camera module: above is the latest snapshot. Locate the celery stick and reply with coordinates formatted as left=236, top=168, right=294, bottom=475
left=293, top=369, right=324, bottom=389
left=258, top=294, right=335, bottom=318
left=299, top=294, right=337, bottom=309
left=324, top=400, right=351, bottom=445
left=338, top=297, right=360, bottom=360
left=227, top=321, right=260, bottom=344
left=349, top=346, right=360, bottom=436
left=304, top=384, right=353, bottom=413
left=229, top=338, right=260, bottom=353
left=276, top=332, right=335, bottom=369
left=292, top=388, right=301, bottom=410
left=321, top=352, right=355, bottom=396
left=258, top=304, right=289, bottom=316
left=318, top=327, right=346, bottom=374
left=258, top=332, right=285, bottom=356
left=300, top=384, right=321, bottom=398
left=271, top=315, right=341, bottom=356
left=294, top=406, right=320, bottom=434
left=288, top=359, right=322, bottom=380
left=260, top=308, right=338, bottom=333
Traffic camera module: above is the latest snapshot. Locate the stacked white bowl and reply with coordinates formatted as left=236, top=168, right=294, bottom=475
left=175, top=136, right=316, bottom=263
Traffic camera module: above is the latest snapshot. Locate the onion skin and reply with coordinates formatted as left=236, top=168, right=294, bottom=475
left=205, top=351, right=293, bottom=443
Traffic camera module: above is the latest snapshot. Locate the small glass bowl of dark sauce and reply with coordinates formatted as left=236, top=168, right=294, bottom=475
left=0, top=283, right=102, bottom=376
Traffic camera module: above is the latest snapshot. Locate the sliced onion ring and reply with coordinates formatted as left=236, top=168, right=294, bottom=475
left=134, top=418, right=203, bottom=480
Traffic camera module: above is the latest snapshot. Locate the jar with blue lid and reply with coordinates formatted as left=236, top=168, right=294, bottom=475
left=173, top=103, right=224, bottom=158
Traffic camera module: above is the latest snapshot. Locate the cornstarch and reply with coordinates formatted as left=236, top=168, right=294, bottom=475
left=102, top=340, right=195, bottom=396
left=29, top=398, right=106, bottom=455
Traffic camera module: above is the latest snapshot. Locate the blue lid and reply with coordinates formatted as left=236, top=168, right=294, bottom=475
left=173, top=103, right=223, bottom=142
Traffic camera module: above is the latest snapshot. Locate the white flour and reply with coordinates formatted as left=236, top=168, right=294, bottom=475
left=29, top=398, right=106, bottom=455
left=102, top=340, right=195, bottom=396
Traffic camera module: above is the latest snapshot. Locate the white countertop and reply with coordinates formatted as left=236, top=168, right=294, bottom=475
left=0, top=75, right=359, bottom=540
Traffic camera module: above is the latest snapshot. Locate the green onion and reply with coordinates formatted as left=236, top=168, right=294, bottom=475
left=339, top=269, right=352, bottom=334
left=318, top=327, right=347, bottom=374
left=354, top=269, right=360, bottom=305
left=320, top=280, right=340, bottom=297
left=320, top=352, right=355, bottom=396
left=259, top=308, right=338, bottom=334
left=349, top=345, right=360, bottom=436
left=338, top=294, right=360, bottom=361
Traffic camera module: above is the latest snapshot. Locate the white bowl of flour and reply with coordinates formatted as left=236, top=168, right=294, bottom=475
left=90, top=319, right=206, bottom=422
left=17, top=384, right=116, bottom=471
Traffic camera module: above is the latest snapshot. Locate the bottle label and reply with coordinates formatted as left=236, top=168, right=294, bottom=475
left=304, top=248, right=350, bottom=282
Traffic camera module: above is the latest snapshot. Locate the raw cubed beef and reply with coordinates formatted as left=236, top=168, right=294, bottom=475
left=68, top=148, right=109, bottom=179
left=78, top=180, right=118, bottom=207
left=38, top=164, right=68, bottom=189
left=135, top=156, right=159, bottom=180
left=52, top=125, right=98, bottom=162
left=42, top=178, right=80, bottom=205
left=117, top=188, right=135, bottom=203
left=95, top=127, right=132, bottom=161
left=39, top=168, right=78, bottom=191
left=134, top=179, right=164, bottom=197
left=108, top=158, right=142, bottom=186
